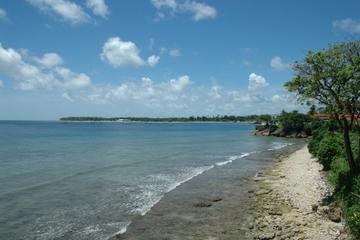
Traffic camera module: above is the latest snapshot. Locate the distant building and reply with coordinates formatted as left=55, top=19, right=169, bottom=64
left=312, top=113, right=360, bottom=121
left=312, top=113, right=332, bottom=120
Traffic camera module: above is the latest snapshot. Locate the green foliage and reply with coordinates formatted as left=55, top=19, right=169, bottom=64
left=347, top=203, right=360, bottom=239
left=308, top=120, right=340, bottom=156
left=259, top=114, right=272, bottom=125
left=317, top=133, right=343, bottom=170
left=353, top=175, right=360, bottom=196
left=308, top=139, right=320, bottom=156
left=327, top=157, right=350, bottom=187
left=285, top=40, right=360, bottom=174
left=285, top=41, right=360, bottom=116
left=278, top=110, right=310, bottom=134
left=311, top=126, right=360, bottom=238
left=308, top=105, right=316, bottom=115
left=288, top=40, right=360, bottom=238
left=268, top=124, right=278, bottom=133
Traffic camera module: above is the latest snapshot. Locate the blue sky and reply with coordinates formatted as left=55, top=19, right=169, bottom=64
left=0, top=0, right=359, bottom=120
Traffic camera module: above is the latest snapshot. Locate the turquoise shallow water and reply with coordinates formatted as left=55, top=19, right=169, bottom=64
left=0, top=121, right=296, bottom=240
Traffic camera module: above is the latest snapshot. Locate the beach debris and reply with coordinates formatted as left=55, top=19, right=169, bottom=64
left=255, top=189, right=272, bottom=196
left=257, top=232, right=275, bottom=239
left=208, top=197, right=222, bottom=202
left=327, top=203, right=342, bottom=223
left=193, top=201, right=212, bottom=208
left=312, top=204, right=319, bottom=212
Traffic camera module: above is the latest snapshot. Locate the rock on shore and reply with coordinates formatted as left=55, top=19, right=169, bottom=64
left=245, top=146, right=351, bottom=240
left=253, top=128, right=308, bottom=138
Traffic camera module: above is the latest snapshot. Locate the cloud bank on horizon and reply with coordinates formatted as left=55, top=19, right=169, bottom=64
left=0, top=1, right=359, bottom=119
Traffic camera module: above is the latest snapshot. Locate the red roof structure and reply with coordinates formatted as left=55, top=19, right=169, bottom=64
left=312, top=113, right=360, bottom=121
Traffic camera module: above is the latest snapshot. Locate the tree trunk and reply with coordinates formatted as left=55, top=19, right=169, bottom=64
left=343, top=120, right=358, bottom=173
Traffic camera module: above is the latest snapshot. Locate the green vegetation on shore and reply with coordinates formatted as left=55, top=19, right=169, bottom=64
left=254, top=110, right=312, bottom=138
left=285, top=40, right=360, bottom=238
left=307, top=121, right=360, bottom=238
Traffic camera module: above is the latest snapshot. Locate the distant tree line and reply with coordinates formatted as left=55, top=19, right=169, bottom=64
left=60, top=115, right=275, bottom=123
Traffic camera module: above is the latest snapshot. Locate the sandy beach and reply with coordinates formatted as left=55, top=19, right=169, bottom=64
left=248, top=145, right=350, bottom=240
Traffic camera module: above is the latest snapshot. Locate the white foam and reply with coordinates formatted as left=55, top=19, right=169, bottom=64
left=111, top=221, right=131, bottom=236
left=128, top=165, right=214, bottom=216
left=268, top=142, right=294, bottom=151
left=83, top=225, right=101, bottom=235
left=215, top=153, right=251, bottom=166
left=80, top=221, right=132, bottom=239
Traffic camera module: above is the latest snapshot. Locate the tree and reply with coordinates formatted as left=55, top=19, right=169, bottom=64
left=278, top=110, right=309, bottom=134
left=285, top=41, right=360, bottom=173
left=259, top=114, right=272, bottom=126
left=308, top=105, right=316, bottom=115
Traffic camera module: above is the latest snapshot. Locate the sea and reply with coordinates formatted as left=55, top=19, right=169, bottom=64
left=0, top=121, right=298, bottom=240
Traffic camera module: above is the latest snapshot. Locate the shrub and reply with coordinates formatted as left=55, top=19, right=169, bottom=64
left=350, top=175, right=360, bottom=205
left=307, top=121, right=335, bottom=156
left=317, top=133, right=343, bottom=170
left=353, top=175, right=360, bottom=195
left=308, top=138, right=320, bottom=156
left=269, top=124, right=278, bottom=133
left=347, top=203, right=360, bottom=239
left=328, top=157, right=350, bottom=187
left=255, top=125, right=267, bottom=131
left=278, top=110, right=310, bottom=134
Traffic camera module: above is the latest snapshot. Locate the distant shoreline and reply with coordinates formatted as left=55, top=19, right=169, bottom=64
left=59, top=116, right=262, bottom=124
left=60, top=120, right=256, bottom=124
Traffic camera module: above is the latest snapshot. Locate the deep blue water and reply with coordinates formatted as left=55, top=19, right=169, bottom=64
left=0, top=121, right=295, bottom=240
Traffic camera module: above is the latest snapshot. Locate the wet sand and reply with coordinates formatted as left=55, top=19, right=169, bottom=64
left=112, top=144, right=304, bottom=240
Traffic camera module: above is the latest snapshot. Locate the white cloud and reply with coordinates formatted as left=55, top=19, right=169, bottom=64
left=160, top=47, right=181, bottom=57
left=62, top=92, right=74, bottom=102
left=182, top=1, right=217, bottom=21
left=167, top=75, right=191, bottom=92
left=55, top=67, right=91, bottom=90
left=209, top=85, right=221, bottom=99
left=0, top=44, right=56, bottom=90
left=27, top=0, right=90, bottom=24
left=228, top=91, right=253, bottom=103
left=271, top=94, right=283, bottom=103
left=86, top=0, right=109, bottom=18
left=147, top=55, right=160, bottom=67
left=333, top=18, right=360, bottom=34
left=0, top=43, right=91, bottom=91
left=150, top=0, right=177, bottom=10
left=248, top=73, right=268, bottom=94
left=35, top=53, right=63, bottom=68
left=241, top=60, right=251, bottom=67
left=81, top=73, right=303, bottom=115
left=97, top=75, right=191, bottom=107
left=268, top=92, right=305, bottom=113
left=0, top=80, right=3, bottom=88
left=169, top=49, right=181, bottom=57
left=270, top=56, right=290, bottom=70
left=160, top=47, right=168, bottom=54
left=0, top=8, right=7, bottom=21
left=240, top=47, right=255, bottom=53
left=150, top=0, right=217, bottom=21
left=101, top=37, right=145, bottom=68
left=149, top=38, right=155, bottom=51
